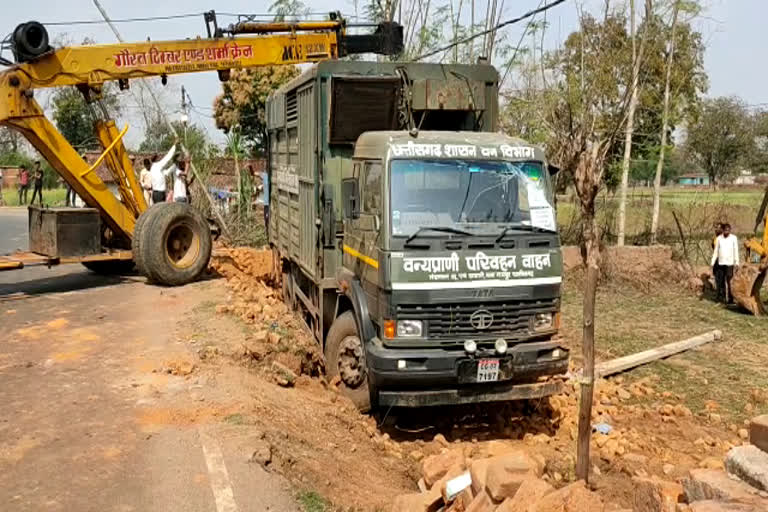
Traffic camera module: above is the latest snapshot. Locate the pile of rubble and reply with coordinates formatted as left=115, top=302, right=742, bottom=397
left=210, top=248, right=324, bottom=382
left=392, top=414, right=768, bottom=512
left=393, top=443, right=607, bottom=512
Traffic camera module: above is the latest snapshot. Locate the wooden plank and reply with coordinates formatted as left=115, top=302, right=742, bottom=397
left=595, top=330, right=722, bottom=378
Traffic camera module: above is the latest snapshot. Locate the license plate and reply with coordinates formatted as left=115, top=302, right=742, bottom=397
left=476, top=359, right=500, bottom=382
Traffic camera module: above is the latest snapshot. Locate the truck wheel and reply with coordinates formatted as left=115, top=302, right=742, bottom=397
left=140, top=203, right=212, bottom=286
left=325, top=311, right=373, bottom=412
left=132, top=203, right=168, bottom=277
left=82, top=259, right=135, bottom=275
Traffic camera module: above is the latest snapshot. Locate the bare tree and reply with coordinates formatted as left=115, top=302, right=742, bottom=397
left=650, top=1, right=680, bottom=243
left=539, top=5, right=640, bottom=483
left=617, top=0, right=653, bottom=246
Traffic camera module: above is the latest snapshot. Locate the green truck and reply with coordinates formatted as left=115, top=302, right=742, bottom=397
left=266, top=60, right=568, bottom=410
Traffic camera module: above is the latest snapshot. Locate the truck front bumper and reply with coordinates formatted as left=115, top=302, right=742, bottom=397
left=366, top=338, right=569, bottom=407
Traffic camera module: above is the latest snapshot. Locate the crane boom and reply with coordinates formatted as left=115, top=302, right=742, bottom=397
left=0, top=12, right=403, bottom=242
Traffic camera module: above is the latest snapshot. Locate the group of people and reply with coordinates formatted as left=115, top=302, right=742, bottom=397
left=711, top=222, right=740, bottom=304
left=137, top=143, right=193, bottom=206
left=16, top=161, right=45, bottom=206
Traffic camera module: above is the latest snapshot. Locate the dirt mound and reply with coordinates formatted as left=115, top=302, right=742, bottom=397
left=564, top=245, right=695, bottom=292
left=210, top=247, right=273, bottom=281
left=211, top=247, right=323, bottom=380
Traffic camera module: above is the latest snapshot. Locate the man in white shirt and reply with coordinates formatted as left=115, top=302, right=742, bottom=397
left=150, top=144, right=177, bottom=204
left=173, top=159, right=192, bottom=203
left=139, top=157, right=153, bottom=205
left=710, top=223, right=739, bottom=304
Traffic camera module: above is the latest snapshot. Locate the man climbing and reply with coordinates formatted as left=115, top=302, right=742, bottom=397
left=711, top=223, right=739, bottom=304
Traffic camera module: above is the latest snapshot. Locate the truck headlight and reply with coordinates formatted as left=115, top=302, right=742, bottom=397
left=396, top=320, right=423, bottom=337
left=533, top=313, right=554, bottom=331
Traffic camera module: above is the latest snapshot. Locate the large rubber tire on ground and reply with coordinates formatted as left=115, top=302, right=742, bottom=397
left=324, top=311, right=376, bottom=412
left=138, top=202, right=212, bottom=286
left=81, top=259, right=136, bottom=275
left=132, top=203, right=167, bottom=277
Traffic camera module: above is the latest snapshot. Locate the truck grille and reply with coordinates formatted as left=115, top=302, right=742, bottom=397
left=396, top=299, right=557, bottom=339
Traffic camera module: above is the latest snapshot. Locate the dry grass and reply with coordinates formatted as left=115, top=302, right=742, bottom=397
left=561, top=278, right=768, bottom=421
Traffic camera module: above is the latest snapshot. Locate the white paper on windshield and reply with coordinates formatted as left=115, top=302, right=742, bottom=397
left=527, top=181, right=550, bottom=208
left=530, top=206, right=556, bottom=231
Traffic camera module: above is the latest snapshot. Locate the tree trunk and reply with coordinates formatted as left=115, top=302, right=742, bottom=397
left=650, top=2, right=680, bottom=244
left=617, top=0, right=639, bottom=247
left=576, top=210, right=600, bottom=482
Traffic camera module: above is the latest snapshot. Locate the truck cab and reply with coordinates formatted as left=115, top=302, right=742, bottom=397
left=266, top=61, right=568, bottom=410
left=334, top=131, right=568, bottom=408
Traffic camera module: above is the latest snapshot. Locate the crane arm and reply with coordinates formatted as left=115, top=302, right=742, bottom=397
left=4, top=15, right=402, bottom=90
left=0, top=13, right=402, bottom=244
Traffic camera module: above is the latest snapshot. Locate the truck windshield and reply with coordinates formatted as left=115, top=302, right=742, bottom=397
left=390, top=159, right=555, bottom=236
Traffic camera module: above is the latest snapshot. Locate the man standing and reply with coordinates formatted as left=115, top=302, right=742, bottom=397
left=149, top=144, right=177, bottom=204
left=711, top=223, right=739, bottom=304
left=18, top=164, right=29, bottom=204
left=29, top=161, right=44, bottom=206
left=139, top=158, right=153, bottom=205
left=172, top=158, right=191, bottom=203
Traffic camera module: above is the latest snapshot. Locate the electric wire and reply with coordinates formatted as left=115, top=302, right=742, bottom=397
left=413, top=0, right=569, bottom=61
left=41, top=11, right=352, bottom=27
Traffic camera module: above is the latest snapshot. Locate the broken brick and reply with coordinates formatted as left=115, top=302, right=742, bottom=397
left=750, top=414, right=768, bottom=454
left=632, top=476, right=683, bottom=512
left=485, top=451, right=542, bottom=501
left=422, top=449, right=466, bottom=487
left=530, top=480, right=604, bottom=512
left=496, top=477, right=554, bottom=512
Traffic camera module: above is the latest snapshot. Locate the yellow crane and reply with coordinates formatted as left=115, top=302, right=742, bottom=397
left=0, top=12, right=402, bottom=285
left=732, top=186, right=768, bottom=315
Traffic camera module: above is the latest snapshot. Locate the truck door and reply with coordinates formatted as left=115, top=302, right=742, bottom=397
left=342, top=160, right=382, bottom=314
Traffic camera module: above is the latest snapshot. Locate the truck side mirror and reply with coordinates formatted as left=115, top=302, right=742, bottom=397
left=342, top=178, right=360, bottom=219
left=548, top=164, right=561, bottom=176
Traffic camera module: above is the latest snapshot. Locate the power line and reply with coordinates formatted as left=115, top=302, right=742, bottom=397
left=41, top=11, right=353, bottom=27
left=42, top=12, right=208, bottom=26
left=413, top=0, right=569, bottom=62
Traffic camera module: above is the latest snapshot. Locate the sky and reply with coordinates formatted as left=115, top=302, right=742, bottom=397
left=0, top=0, right=765, bottom=149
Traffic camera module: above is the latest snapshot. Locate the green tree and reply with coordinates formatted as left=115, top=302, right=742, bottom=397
left=213, top=65, right=300, bottom=156
left=269, top=0, right=308, bottom=20
left=50, top=38, right=121, bottom=153
left=51, top=86, right=121, bottom=152
left=685, top=96, right=755, bottom=185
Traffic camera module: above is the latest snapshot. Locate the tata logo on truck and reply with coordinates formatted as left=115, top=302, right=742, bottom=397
left=470, top=309, right=494, bottom=330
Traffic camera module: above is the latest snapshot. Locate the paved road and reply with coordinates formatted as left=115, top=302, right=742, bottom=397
left=0, top=207, right=27, bottom=254
left=0, top=276, right=299, bottom=512
left=0, top=208, right=121, bottom=296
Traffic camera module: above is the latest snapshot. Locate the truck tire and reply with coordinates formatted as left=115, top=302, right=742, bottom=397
left=325, top=311, right=374, bottom=412
left=132, top=203, right=166, bottom=277
left=82, top=259, right=135, bottom=275
left=140, top=202, right=212, bottom=286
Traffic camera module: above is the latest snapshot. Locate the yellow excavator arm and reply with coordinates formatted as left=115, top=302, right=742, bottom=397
left=0, top=12, right=402, bottom=242
left=731, top=185, right=768, bottom=315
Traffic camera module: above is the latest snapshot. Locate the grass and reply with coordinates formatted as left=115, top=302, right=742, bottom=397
left=2, top=187, right=67, bottom=207
left=561, top=281, right=768, bottom=421
left=557, top=186, right=764, bottom=247
left=296, top=491, right=330, bottom=512
left=224, top=413, right=250, bottom=425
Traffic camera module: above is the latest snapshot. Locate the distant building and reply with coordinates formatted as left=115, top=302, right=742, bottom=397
left=0, top=165, right=21, bottom=188
left=676, top=173, right=710, bottom=186
left=732, top=169, right=756, bottom=185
